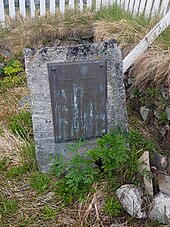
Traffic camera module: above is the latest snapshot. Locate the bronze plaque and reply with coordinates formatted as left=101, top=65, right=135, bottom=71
left=48, top=60, right=107, bottom=142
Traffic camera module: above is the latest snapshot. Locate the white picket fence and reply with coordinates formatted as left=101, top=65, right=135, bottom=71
left=0, top=0, right=170, bottom=22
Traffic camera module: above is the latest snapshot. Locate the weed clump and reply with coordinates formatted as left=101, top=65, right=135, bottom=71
left=9, top=111, right=33, bottom=141
left=51, top=129, right=158, bottom=204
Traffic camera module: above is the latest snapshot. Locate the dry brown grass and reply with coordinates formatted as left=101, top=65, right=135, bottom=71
left=0, top=177, right=151, bottom=227
left=0, top=11, right=94, bottom=57
left=129, top=50, right=170, bottom=91
left=0, top=86, right=30, bottom=124
left=0, top=127, right=22, bottom=167
left=93, top=20, right=148, bottom=58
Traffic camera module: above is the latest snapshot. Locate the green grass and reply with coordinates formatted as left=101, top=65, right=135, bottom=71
left=104, top=196, right=123, bottom=217
left=5, top=141, right=37, bottom=179
left=0, top=196, right=18, bottom=215
left=5, top=165, right=28, bottom=179
left=94, top=4, right=150, bottom=26
left=29, top=172, right=50, bottom=194
left=0, top=158, right=8, bottom=171
left=41, top=206, right=57, bottom=221
left=9, top=111, right=33, bottom=141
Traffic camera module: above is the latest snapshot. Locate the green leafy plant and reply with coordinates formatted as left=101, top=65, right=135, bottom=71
left=104, top=196, right=123, bottom=217
left=30, top=172, right=50, bottom=194
left=9, top=111, right=33, bottom=140
left=4, top=59, right=23, bottom=77
left=50, top=155, right=65, bottom=179
left=65, top=154, right=99, bottom=200
left=53, top=139, right=99, bottom=203
left=1, top=73, right=26, bottom=89
left=88, top=129, right=128, bottom=178
left=52, top=129, right=159, bottom=204
left=0, top=59, right=25, bottom=91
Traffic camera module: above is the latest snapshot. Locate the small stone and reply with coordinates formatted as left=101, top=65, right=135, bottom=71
left=110, top=224, right=125, bottom=227
left=139, top=151, right=153, bottom=196
left=54, top=39, right=61, bottom=46
left=153, top=110, right=160, bottom=119
left=116, top=184, right=146, bottom=219
left=158, top=173, right=170, bottom=196
left=18, top=96, right=31, bottom=108
left=148, top=192, right=170, bottom=224
left=140, top=106, right=150, bottom=122
left=154, top=153, right=169, bottom=174
left=159, top=125, right=167, bottom=137
left=160, top=85, right=169, bottom=100
left=127, top=77, right=133, bottom=85
left=166, top=107, right=170, bottom=121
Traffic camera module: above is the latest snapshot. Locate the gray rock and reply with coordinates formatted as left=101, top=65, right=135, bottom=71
left=158, top=173, right=170, bottom=196
left=115, top=184, right=146, bottom=219
left=110, top=224, right=125, bottom=227
left=166, top=107, right=170, bottom=121
left=160, top=85, right=169, bottom=100
left=140, top=106, right=150, bottom=122
left=148, top=192, right=170, bottom=224
left=153, top=109, right=160, bottom=119
left=139, top=151, right=153, bottom=196
left=154, top=153, right=169, bottom=174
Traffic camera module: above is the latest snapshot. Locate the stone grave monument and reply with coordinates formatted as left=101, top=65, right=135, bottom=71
left=24, top=38, right=127, bottom=172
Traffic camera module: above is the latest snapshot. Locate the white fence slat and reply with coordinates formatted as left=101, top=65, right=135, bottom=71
left=128, top=0, right=135, bottom=13
left=102, top=0, right=110, bottom=7
left=96, top=0, right=101, bottom=11
left=123, top=11, right=170, bottom=73
left=133, top=0, right=140, bottom=15
left=9, top=0, right=16, bottom=19
left=59, top=0, right=65, bottom=13
left=19, top=0, right=26, bottom=18
left=160, top=0, right=169, bottom=15
left=0, top=0, right=5, bottom=22
left=110, top=0, right=117, bottom=4
left=145, top=0, right=154, bottom=17
left=152, top=0, right=161, bottom=16
left=87, top=0, right=92, bottom=9
left=69, top=0, right=74, bottom=9
left=50, top=0, right=56, bottom=15
left=123, top=0, right=129, bottom=11
left=30, top=0, right=35, bottom=17
left=40, top=0, right=46, bottom=16
left=116, top=0, right=121, bottom=5
left=138, top=0, right=147, bottom=15
left=79, top=0, right=84, bottom=12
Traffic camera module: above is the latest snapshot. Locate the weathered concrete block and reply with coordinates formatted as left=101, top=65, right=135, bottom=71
left=24, top=39, right=127, bottom=172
